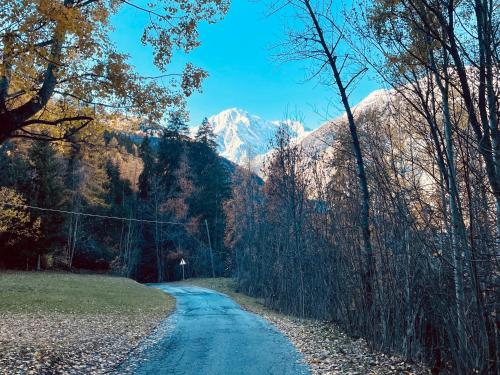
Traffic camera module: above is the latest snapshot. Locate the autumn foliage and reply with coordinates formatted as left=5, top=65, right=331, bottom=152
left=0, top=0, right=228, bottom=142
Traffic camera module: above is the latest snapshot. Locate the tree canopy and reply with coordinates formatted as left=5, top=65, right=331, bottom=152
left=0, top=0, right=229, bottom=143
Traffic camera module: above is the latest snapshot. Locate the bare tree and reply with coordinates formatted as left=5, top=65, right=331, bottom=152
left=273, top=0, right=375, bottom=313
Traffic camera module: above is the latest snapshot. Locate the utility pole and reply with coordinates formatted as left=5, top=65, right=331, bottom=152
left=205, top=219, right=215, bottom=278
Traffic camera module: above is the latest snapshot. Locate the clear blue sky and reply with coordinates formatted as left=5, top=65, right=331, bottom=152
left=110, top=1, right=381, bottom=129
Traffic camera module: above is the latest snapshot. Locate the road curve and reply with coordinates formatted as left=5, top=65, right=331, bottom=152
left=118, top=284, right=310, bottom=375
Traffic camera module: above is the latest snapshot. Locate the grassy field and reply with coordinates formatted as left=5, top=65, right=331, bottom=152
left=171, top=277, right=270, bottom=314
left=0, top=271, right=175, bottom=316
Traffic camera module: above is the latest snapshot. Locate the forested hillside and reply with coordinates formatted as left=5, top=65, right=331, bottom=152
left=0, top=116, right=232, bottom=282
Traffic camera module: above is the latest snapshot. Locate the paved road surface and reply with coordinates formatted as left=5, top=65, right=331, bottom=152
left=118, top=285, right=310, bottom=375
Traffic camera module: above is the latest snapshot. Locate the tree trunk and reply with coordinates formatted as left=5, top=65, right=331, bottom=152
left=303, top=0, right=374, bottom=312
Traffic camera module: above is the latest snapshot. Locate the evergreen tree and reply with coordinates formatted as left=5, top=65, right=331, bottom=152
left=138, top=136, right=154, bottom=200
left=105, top=160, right=128, bottom=208
left=164, top=113, right=190, bottom=139
left=195, top=117, right=217, bottom=151
left=29, top=140, right=64, bottom=207
left=189, top=124, right=231, bottom=275
left=28, top=139, right=65, bottom=266
left=0, top=141, right=30, bottom=192
left=157, top=115, right=188, bottom=192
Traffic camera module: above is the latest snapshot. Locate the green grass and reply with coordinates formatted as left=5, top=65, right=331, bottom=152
left=170, top=277, right=270, bottom=314
left=0, top=271, right=175, bottom=316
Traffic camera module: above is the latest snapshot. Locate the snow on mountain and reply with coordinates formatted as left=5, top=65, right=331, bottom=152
left=193, top=108, right=309, bottom=167
left=192, top=90, right=393, bottom=174
left=299, top=88, right=394, bottom=152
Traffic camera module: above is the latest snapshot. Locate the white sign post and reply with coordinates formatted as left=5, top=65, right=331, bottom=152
left=180, top=258, right=186, bottom=280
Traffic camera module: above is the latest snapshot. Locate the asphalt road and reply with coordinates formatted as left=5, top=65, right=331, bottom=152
left=119, top=284, right=310, bottom=375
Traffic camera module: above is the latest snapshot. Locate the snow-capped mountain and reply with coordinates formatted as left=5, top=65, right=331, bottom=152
left=193, top=108, right=309, bottom=166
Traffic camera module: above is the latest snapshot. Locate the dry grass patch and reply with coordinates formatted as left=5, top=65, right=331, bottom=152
left=0, top=271, right=173, bottom=315
left=0, top=271, right=175, bottom=374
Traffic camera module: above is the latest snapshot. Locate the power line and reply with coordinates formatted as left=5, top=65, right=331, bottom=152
left=0, top=202, right=185, bottom=225
left=0, top=201, right=218, bottom=251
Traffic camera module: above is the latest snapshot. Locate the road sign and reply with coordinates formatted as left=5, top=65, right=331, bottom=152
left=180, top=258, right=186, bottom=280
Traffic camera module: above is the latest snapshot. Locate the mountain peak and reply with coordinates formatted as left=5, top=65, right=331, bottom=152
left=203, top=109, right=308, bottom=166
left=219, top=107, right=249, bottom=116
